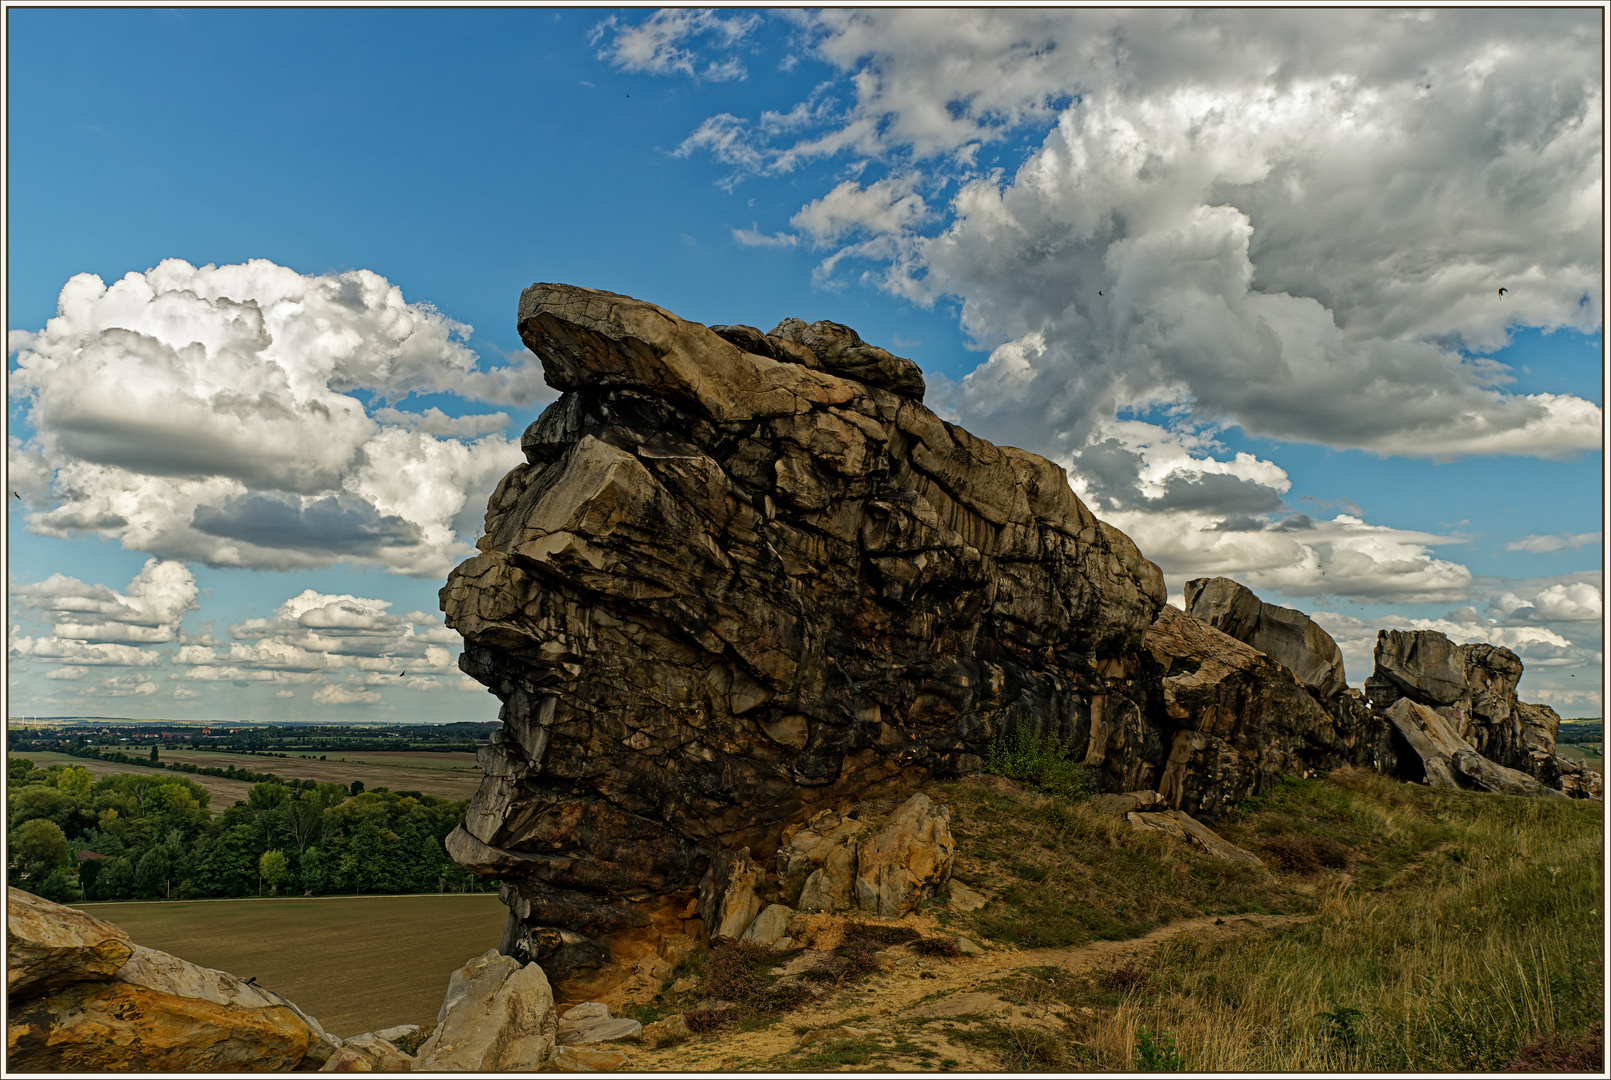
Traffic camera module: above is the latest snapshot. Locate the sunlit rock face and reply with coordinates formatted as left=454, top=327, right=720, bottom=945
left=440, top=283, right=1166, bottom=997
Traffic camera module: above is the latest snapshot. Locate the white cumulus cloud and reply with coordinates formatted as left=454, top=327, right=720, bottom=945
left=7, top=260, right=529, bottom=578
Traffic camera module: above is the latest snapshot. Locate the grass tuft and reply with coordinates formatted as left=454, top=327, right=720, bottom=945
left=981, top=728, right=1093, bottom=801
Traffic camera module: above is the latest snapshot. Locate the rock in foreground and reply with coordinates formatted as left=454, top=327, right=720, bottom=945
left=6, top=888, right=339, bottom=1072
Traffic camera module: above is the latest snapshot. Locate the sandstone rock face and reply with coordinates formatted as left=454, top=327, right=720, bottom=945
left=7, top=885, right=133, bottom=1000
left=853, top=793, right=956, bottom=917
left=1368, top=630, right=1592, bottom=797
left=441, top=283, right=1165, bottom=995
left=412, top=949, right=556, bottom=1072
left=1185, top=577, right=1347, bottom=701
left=776, top=809, right=868, bottom=905
left=1139, top=605, right=1377, bottom=820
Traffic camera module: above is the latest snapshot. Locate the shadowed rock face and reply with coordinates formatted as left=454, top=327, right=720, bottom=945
left=1184, top=576, right=1348, bottom=701
left=440, top=284, right=1166, bottom=997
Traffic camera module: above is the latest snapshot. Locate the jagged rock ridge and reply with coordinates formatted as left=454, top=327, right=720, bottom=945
left=441, top=284, right=1595, bottom=999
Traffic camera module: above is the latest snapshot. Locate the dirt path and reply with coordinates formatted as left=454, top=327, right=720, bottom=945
left=633, top=912, right=1309, bottom=1072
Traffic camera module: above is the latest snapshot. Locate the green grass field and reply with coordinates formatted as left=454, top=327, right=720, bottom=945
left=80, top=894, right=508, bottom=1038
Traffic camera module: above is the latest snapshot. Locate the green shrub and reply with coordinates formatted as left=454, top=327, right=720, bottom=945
left=982, top=728, right=1092, bottom=800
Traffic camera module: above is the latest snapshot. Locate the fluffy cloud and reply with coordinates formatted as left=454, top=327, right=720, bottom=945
left=1059, top=420, right=1473, bottom=603
left=8, top=260, right=530, bottom=577
left=10, top=559, right=197, bottom=643
left=660, top=10, right=1600, bottom=463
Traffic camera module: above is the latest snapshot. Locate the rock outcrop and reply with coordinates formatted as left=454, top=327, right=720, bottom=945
left=1185, top=577, right=1347, bottom=700
left=1138, top=605, right=1376, bottom=821
left=412, top=949, right=556, bottom=1072
left=6, top=888, right=338, bottom=1072
left=438, top=282, right=1596, bottom=1001
left=440, top=283, right=1165, bottom=996
left=1367, top=629, right=1598, bottom=799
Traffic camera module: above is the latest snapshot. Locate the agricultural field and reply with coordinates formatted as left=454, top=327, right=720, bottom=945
left=1555, top=744, right=1604, bottom=772
left=18, top=748, right=485, bottom=807
left=80, top=894, right=508, bottom=1037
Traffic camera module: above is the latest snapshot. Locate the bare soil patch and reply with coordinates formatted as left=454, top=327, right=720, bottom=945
left=79, top=894, right=507, bottom=1038
left=632, top=912, right=1307, bottom=1072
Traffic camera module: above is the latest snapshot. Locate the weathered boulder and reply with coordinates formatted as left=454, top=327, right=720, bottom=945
left=1184, top=576, right=1348, bottom=701
left=411, top=949, right=556, bottom=1072
left=1384, top=699, right=1565, bottom=799
left=1368, top=630, right=1593, bottom=797
left=740, top=904, right=794, bottom=946
left=853, top=793, right=956, bottom=917
left=776, top=809, right=868, bottom=905
left=1127, top=809, right=1264, bottom=866
left=7, top=885, right=133, bottom=1000
left=556, top=1001, right=642, bottom=1045
left=8, top=941, right=322, bottom=1072
left=697, top=846, right=764, bottom=942
left=796, top=838, right=861, bottom=913
left=441, top=283, right=1166, bottom=995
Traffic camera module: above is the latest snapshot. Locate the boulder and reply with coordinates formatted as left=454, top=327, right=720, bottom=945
left=411, top=949, right=556, bottom=1072
left=7, top=885, right=133, bottom=1000
left=853, top=793, right=956, bottom=917
left=8, top=942, right=321, bottom=1072
left=1384, top=699, right=1564, bottom=798
left=556, top=1001, right=642, bottom=1045
left=740, top=904, right=794, bottom=946
left=333, top=1033, right=414, bottom=1072
left=1126, top=809, right=1264, bottom=866
left=796, top=839, right=860, bottom=914
left=775, top=809, right=867, bottom=904
left=697, top=847, right=764, bottom=942
left=1184, top=576, right=1348, bottom=700
left=947, top=883, right=990, bottom=913
left=442, top=283, right=1165, bottom=994
left=551, top=1045, right=633, bottom=1071
left=1089, top=790, right=1168, bottom=817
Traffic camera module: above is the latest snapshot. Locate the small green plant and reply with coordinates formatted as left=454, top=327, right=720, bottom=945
left=393, top=1023, right=434, bottom=1056
left=1135, top=1028, right=1184, bottom=1071
left=982, top=727, right=1093, bottom=800
left=1318, top=1002, right=1369, bottom=1053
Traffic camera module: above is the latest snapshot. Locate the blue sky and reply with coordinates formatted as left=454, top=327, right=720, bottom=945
left=6, top=8, right=1604, bottom=723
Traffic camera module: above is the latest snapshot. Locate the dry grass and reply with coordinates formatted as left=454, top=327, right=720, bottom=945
left=1046, top=775, right=1604, bottom=1071
left=77, top=893, right=508, bottom=1037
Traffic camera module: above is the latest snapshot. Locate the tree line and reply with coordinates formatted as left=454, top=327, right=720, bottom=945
left=6, top=757, right=489, bottom=904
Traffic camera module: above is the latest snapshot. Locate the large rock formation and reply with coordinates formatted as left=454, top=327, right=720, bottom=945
left=1184, top=576, right=1347, bottom=700
left=1366, top=629, right=1599, bottom=799
left=441, top=284, right=1166, bottom=997
left=440, top=283, right=1596, bottom=999
left=1138, top=604, right=1378, bottom=821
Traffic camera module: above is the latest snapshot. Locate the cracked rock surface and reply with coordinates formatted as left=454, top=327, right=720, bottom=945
left=440, top=284, right=1166, bottom=998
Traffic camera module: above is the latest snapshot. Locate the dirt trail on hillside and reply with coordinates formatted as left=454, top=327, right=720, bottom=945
left=632, top=912, right=1309, bottom=1073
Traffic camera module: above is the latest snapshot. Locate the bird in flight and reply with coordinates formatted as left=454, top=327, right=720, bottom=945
left=399, top=671, right=407, bottom=678
left=1498, top=287, right=1508, bottom=296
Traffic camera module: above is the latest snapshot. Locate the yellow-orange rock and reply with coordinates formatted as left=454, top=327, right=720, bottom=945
left=7, top=885, right=134, bottom=1000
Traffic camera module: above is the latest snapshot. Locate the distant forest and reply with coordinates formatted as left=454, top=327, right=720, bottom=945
left=6, top=757, right=489, bottom=905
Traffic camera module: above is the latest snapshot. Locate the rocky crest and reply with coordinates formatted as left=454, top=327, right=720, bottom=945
left=441, top=284, right=1598, bottom=999
left=440, top=284, right=1165, bottom=997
